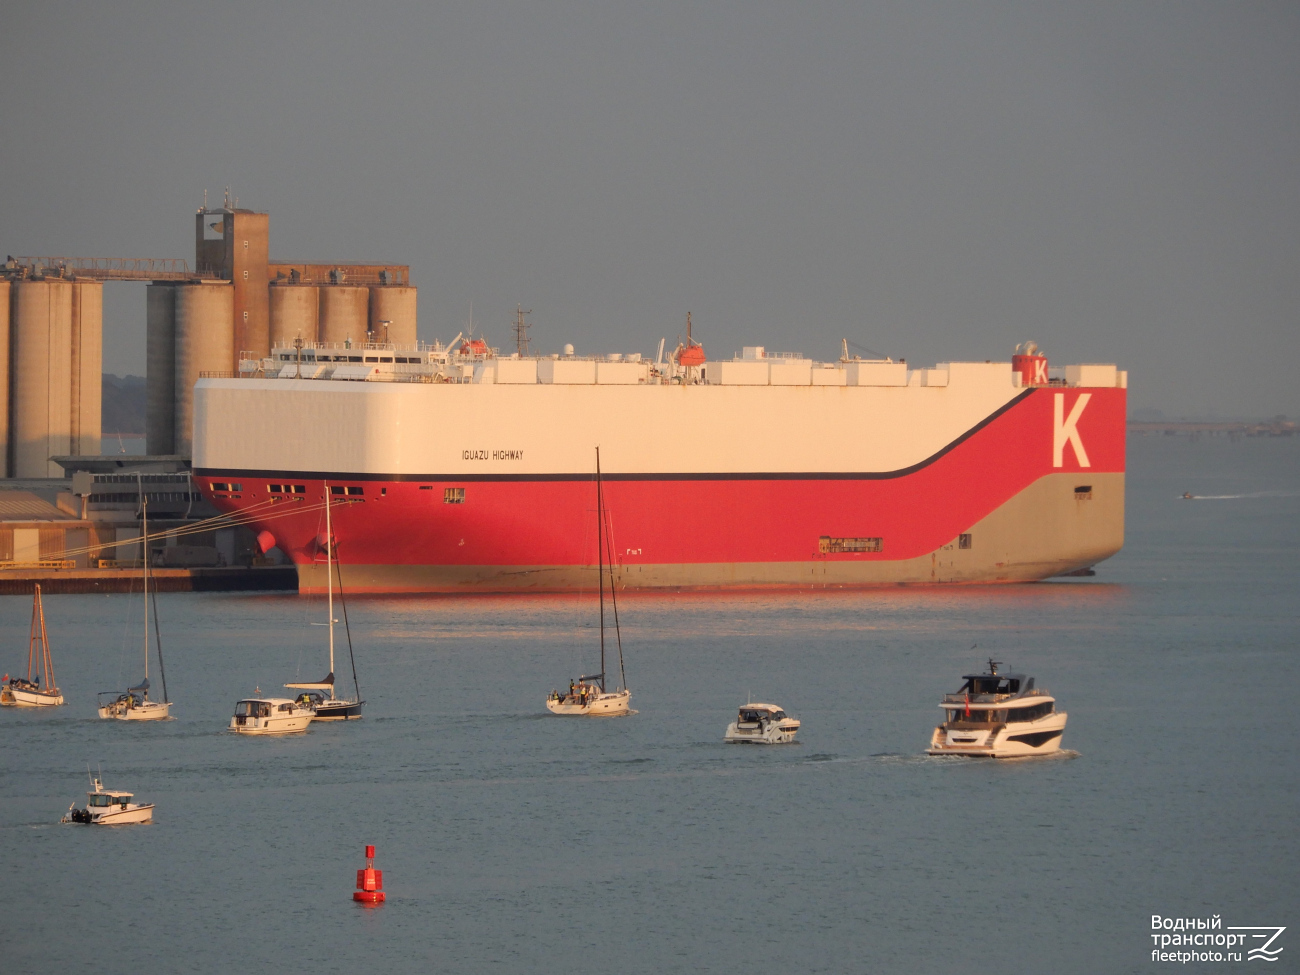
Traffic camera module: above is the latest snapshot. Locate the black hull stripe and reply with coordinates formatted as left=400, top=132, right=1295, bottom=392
left=196, top=387, right=1035, bottom=484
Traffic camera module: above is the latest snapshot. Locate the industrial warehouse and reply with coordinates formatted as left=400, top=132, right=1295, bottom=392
left=1, top=195, right=415, bottom=591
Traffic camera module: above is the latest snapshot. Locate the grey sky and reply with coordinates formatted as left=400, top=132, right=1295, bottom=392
left=3, top=1, right=1296, bottom=417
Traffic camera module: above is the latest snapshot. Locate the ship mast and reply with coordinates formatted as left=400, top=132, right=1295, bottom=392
left=596, top=447, right=605, bottom=692
left=326, top=481, right=335, bottom=700
left=513, top=305, right=532, bottom=356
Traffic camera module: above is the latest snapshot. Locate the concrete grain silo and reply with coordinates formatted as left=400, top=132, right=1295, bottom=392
left=146, top=284, right=177, bottom=455
left=174, top=282, right=234, bottom=457
left=270, top=283, right=319, bottom=348
left=0, top=280, right=9, bottom=476
left=318, top=286, right=369, bottom=346
left=70, top=280, right=103, bottom=456
left=369, top=285, right=418, bottom=346
left=11, top=279, right=73, bottom=477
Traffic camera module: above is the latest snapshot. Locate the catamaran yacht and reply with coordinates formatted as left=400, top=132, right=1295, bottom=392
left=926, top=659, right=1067, bottom=758
left=724, top=703, right=801, bottom=744
left=63, top=774, right=154, bottom=825
left=229, top=695, right=314, bottom=735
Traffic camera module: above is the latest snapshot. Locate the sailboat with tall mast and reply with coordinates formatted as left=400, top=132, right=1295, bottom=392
left=546, top=448, right=632, bottom=717
left=286, top=481, right=364, bottom=720
left=98, top=496, right=171, bottom=720
left=2, top=584, right=64, bottom=707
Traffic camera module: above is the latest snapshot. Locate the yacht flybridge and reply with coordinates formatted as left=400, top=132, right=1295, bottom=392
left=926, top=659, right=1068, bottom=758
left=286, top=484, right=364, bottom=721
left=724, top=703, right=801, bottom=744
left=546, top=448, right=632, bottom=717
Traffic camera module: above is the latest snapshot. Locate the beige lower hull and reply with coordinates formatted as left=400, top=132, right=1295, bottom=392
left=298, top=473, right=1124, bottom=594
left=927, top=713, right=1069, bottom=758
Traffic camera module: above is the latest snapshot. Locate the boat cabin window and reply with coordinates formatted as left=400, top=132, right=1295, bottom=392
left=1008, top=701, right=1054, bottom=722
left=773, top=711, right=787, bottom=719
left=90, top=794, right=110, bottom=807
left=947, top=708, right=1005, bottom=724
left=739, top=710, right=765, bottom=723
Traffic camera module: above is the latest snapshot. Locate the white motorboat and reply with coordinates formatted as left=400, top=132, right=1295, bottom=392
left=926, top=658, right=1068, bottom=758
left=546, top=448, right=632, bottom=717
left=2, top=585, right=64, bottom=707
left=62, top=774, right=154, bottom=825
left=724, top=703, right=801, bottom=744
left=286, top=483, right=364, bottom=721
left=98, top=497, right=171, bottom=720
left=229, top=695, right=315, bottom=735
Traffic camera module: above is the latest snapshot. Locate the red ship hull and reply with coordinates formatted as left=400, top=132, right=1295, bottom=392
left=196, top=386, right=1126, bottom=593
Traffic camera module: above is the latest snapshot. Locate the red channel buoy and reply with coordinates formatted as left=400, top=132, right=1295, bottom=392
left=353, top=844, right=386, bottom=904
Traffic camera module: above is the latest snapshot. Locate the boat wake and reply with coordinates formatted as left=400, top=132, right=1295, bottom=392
left=1179, top=491, right=1300, bottom=500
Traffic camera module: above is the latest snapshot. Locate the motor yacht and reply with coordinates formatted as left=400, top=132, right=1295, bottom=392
left=63, top=774, right=154, bottom=825
left=229, top=695, right=314, bottom=735
left=926, top=659, right=1067, bottom=758
left=724, top=703, right=801, bottom=743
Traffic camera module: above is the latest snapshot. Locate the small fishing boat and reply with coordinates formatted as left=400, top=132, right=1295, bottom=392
left=926, top=658, right=1068, bottom=758
left=62, top=773, right=154, bottom=825
left=2, top=585, right=64, bottom=707
left=286, top=483, right=363, bottom=721
left=98, top=497, right=171, bottom=720
left=546, top=447, right=632, bottom=717
left=724, top=703, right=801, bottom=744
left=229, top=694, right=315, bottom=735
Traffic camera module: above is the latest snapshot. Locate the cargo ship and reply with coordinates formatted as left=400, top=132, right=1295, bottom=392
left=193, top=338, right=1125, bottom=594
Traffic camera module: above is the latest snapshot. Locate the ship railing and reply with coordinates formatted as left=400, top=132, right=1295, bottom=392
left=0, top=560, right=78, bottom=571
left=941, top=688, right=1050, bottom=704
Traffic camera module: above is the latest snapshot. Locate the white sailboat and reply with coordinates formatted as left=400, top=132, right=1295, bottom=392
left=97, top=497, right=171, bottom=720
left=1, top=585, right=64, bottom=707
left=546, top=448, right=632, bottom=717
left=286, top=481, right=364, bottom=720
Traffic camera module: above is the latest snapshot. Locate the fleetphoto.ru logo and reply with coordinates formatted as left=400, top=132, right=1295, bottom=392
left=1151, top=915, right=1286, bottom=963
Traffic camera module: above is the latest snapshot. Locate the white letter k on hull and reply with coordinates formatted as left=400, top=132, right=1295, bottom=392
left=1053, top=393, right=1091, bottom=467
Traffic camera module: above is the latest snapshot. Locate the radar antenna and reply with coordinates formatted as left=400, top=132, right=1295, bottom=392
left=513, top=305, right=533, bottom=355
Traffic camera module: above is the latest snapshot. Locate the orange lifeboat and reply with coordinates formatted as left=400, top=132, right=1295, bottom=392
left=677, top=343, right=706, bottom=367
left=674, top=312, right=706, bottom=367
left=459, top=338, right=490, bottom=356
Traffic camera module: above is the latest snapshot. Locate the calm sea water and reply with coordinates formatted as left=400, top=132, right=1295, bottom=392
left=2, top=435, right=1297, bottom=974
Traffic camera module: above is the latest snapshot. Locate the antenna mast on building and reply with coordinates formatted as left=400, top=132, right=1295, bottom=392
left=513, top=305, right=533, bottom=355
